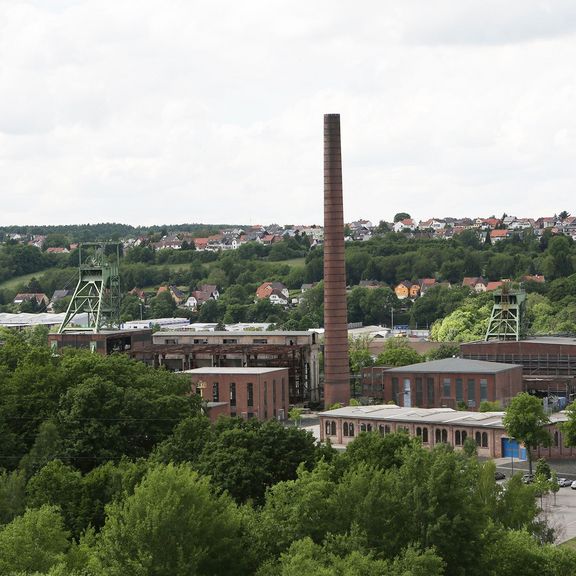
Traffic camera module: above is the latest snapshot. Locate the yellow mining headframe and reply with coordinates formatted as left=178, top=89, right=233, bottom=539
left=58, top=242, right=121, bottom=334
left=484, top=283, right=526, bottom=341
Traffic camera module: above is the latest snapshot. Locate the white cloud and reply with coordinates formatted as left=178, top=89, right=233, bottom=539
left=1, top=0, right=576, bottom=225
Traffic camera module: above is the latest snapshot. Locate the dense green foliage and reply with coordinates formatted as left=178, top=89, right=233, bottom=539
left=1, top=335, right=576, bottom=574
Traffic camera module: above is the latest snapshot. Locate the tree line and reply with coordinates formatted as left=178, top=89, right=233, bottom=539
left=0, top=331, right=576, bottom=574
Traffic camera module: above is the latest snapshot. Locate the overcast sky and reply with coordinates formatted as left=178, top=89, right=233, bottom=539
left=1, top=0, right=576, bottom=227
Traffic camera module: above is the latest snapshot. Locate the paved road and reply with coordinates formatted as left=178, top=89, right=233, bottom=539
left=541, top=489, right=576, bottom=543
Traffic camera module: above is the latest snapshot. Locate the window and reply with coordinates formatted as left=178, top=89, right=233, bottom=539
left=281, top=379, right=285, bottom=402
left=435, top=429, right=442, bottom=443
left=482, top=432, right=488, bottom=448
left=230, top=383, right=236, bottom=407
left=264, top=382, right=268, bottom=406
left=272, top=379, right=277, bottom=405
left=385, top=425, right=390, bottom=434
left=366, top=423, right=372, bottom=432
left=253, top=338, right=268, bottom=344
left=456, top=378, right=463, bottom=402
left=379, top=424, right=386, bottom=435
left=443, top=378, right=451, bottom=398
left=455, top=430, right=461, bottom=445
left=325, top=421, right=331, bottom=435
left=212, top=382, right=219, bottom=402
left=416, top=378, right=423, bottom=406
left=480, top=379, right=488, bottom=402
left=554, top=431, right=559, bottom=447
left=416, top=426, right=422, bottom=437
left=467, top=379, right=476, bottom=407
left=361, top=423, right=367, bottom=432
left=462, top=430, right=467, bottom=443
left=247, top=383, right=254, bottom=407
left=392, top=378, right=399, bottom=404
left=164, top=338, right=178, bottom=345
left=442, top=429, right=448, bottom=443
left=343, top=422, right=355, bottom=437
left=331, top=421, right=336, bottom=436
left=422, top=428, right=429, bottom=443
left=193, top=338, right=208, bottom=344
left=427, top=378, right=435, bottom=405
left=475, top=432, right=481, bottom=446
left=223, top=338, right=238, bottom=344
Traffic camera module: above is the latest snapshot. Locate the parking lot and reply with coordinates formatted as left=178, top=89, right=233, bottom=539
left=494, top=458, right=576, bottom=543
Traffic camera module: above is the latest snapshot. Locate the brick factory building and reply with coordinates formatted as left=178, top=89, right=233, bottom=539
left=320, top=404, right=576, bottom=460
left=361, top=357, right=523, bottom=410
left=131, top=330, right=320, bottom=405
left=49, top=329, right=153, bottom=355
left=460, top=337, right=576, bottom=402
left=186, top=367, right=289, bottom=422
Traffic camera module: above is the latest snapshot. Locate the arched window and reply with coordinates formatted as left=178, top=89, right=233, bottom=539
left=360, top=423, right=367, bottom=432
left=366, top=423, right=372, bottom=432
left=435, top=429, right=441, bottom=443
left=379, top=424, right=386, bottom=435
left=455, top=430, right=461, bottom=445
left=441, top=429, right=448, bottom=443
left=482, top=432, right=488, bottom=448
left=462, top=430, right=467, bottom=442
left=385, top=425, right=390, bottom=434
left=554, top=431, right=559, bottom=447
left=349, top=423, right=355, bottom=436
left=475, top=432, right=481, bottom=446
left=343, top=422, right=349, bottom=436
left=325, top=421, right=331, bottom=435
left=331, top=421, right=336, bottom=436
left=422, top=427, right=429, bottom=443
left=416, top=427, right=422, bottom=437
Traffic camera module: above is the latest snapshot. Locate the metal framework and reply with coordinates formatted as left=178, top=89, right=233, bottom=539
left=485, top=287, right=526, bottom=342
left=58, top=243, right=121, bottom=333
left=130, top=343, right=311, bottom=403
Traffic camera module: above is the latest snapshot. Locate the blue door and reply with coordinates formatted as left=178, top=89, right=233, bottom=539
left=502, top=438, right=527, bottom=460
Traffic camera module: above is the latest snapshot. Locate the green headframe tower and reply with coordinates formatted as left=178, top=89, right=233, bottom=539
left=58, top=243, right=122, bottom=333
left=484, top=284, right=526, bottom=342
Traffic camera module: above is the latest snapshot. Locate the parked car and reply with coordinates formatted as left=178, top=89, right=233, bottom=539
left=571, top=480, right=576, bottom=490
left=494, top=471, right=506, bottom=481
left=558, top=477, right=573, bottom=487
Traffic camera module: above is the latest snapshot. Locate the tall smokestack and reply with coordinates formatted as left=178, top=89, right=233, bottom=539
left=323, top=114, right=350, bottom=407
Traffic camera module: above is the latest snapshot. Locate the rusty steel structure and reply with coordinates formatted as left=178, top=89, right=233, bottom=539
left=130, top=342, right=312, bottom=404
left=323, top=113, right=350, bottom=407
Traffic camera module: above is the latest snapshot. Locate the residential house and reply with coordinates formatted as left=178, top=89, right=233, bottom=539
left=13, top=293, right=49, bottom=308
left=256, top=281, right=289, bottom=301
left=418, top=219, right=445, bottom=231
left=157, top=285, right=186, bottom=306
left=394, top=281, right=413, bottom=300
left=462, top=277, right=487, bottom=293
left=418, top=278, right=437, bottom=295
left=477, top=218, right=501, bottom=230
left=186, top=284, right=219, bottom=310
left=486, top=281, right=505, bottom=292
left=393, top=219, right=417, bottom=233
left=154, top=235, right=183, bottom=250
left=129, top=287, right=147, bottom=302
left=48, top=289, right=73, bottom=312
left=46, top=247, right=70, bottom=254
left=489, top=229, right=512, bottom=243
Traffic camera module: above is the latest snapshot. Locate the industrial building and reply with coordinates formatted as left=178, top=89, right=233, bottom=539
left=461, top=337, right=576, bottom=404
left=319, top=404, right=576, bottom=460
left=130, top=330, right=320, bottom=404
left=186, top=367, right=289, bottom=422
left=361, top=358, right=523, bottom=410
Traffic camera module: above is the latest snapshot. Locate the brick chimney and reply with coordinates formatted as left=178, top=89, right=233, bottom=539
left=323, top=114, right=350, bottom=407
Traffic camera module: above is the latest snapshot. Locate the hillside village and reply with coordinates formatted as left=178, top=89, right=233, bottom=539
left=1, top=212, right=573, bottom=321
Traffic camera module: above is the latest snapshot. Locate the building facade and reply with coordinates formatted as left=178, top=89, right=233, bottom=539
left=186, top=367, right=289, bottom=422
left=361, top=358, right=523, bottom=410
left=319, top=404, right=576, bottom=460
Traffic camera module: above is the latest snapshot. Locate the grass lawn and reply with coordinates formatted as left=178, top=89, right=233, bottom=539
left=0, top=269, right=54, bottom=292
